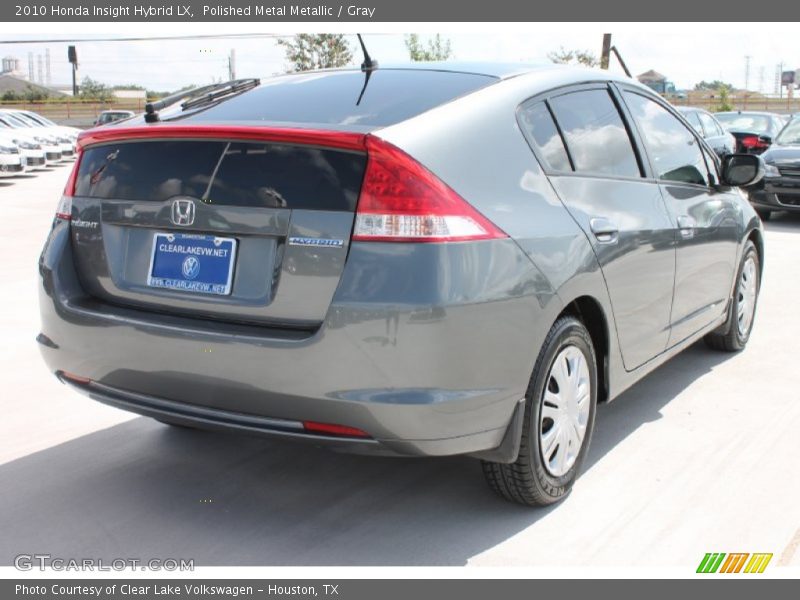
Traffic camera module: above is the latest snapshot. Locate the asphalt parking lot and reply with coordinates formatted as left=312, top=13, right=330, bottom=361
left=1, top=165, right=798, bottom=568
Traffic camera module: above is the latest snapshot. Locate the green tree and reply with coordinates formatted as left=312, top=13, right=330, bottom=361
left=22, top=86, right=49, bottom=101
left=694, top=80, right=734, bottom=93
left=404, top=34, right=453, bottom=62
left=79, top=76, right=113, bottom=101
left=715, top=87, right=734, bottom=112
left=548, top=47, right=598, bottom=67
left=276, top=34, right=353, bottom=73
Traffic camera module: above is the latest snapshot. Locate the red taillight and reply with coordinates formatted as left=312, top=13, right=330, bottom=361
left=302, top=421, right=371, bottom=438
left=741, top=135, right=758, bottom=149
left=60, top=371, right=92, bottom=385
left=741, top=135, right=769, bottom=150
left=352, top=136, right=507, bottom=243
left=63, top=147, right=82, bottom=196
left=56, top=149, right=82, bottom=221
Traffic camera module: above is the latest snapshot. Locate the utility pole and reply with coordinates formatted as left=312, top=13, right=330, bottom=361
left=45, top=48, right=51, bottom=87
left=67, top=46, right=78, bottom=96
left=228, top=48, right=236, bottom=80
left=744, top=55, right=751, bottom=90
left=600, top=34, right=611, bottom=70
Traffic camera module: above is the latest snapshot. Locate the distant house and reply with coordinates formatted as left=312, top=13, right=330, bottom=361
left=637, top=69, right=668, bottom=94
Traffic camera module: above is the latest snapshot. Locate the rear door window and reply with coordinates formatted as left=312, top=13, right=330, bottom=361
left=548, top=89, right=641, bottom=178
left=684, top=111, right=704, bottom=135
left=624, top=92, right=710, bottom=186
left=698, top=112, right=722, bottom=137
left=518, top=101, right=572, bottom=171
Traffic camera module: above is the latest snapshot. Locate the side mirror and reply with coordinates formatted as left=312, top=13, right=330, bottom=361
left=720, top=153, right=764, bottom=187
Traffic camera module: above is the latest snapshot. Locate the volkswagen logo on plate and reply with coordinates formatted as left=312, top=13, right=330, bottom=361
left=182, top=256, right=200, bottom=280
left=171, top=198, right=196, bottom=227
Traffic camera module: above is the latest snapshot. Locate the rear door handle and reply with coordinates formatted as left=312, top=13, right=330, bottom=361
left=589, top=218, right=619, bottom=244
left=678, top=215, right=696, bottom=238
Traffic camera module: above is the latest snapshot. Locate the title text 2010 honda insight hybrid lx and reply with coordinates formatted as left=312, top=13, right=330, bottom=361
left=38, top=64, right=765, bottom=506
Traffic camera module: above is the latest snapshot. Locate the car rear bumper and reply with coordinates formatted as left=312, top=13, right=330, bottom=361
left=38, top=221, right=552, bottom=458
left=749, top=181, right=800, bottom=212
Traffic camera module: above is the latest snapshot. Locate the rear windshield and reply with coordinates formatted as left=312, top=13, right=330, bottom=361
left=776, top=119, right=800, bottom=145
left=715, top=113, right=771, bottom=133
left=178, top=69, right=497, bottom=128
left=75, top=140, right=367, bottom=211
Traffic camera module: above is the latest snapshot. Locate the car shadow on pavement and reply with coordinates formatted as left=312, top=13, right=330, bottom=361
left=764, top=211, right=800, bottom=231
left=0, top=343, right=732, bottom=566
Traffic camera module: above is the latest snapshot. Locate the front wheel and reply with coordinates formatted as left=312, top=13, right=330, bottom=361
left=482, top=316, right=598, bottom=506
left=704, top=240, right=760, bottom=352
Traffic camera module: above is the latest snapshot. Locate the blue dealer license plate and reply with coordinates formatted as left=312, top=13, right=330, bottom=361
left=147, top=233, right=237, bottom=296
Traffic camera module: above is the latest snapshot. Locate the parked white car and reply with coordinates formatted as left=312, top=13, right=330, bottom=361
left=0, top=137, right=24, bottom=177
left=0, top=114, right=62, bottom=163
left=0, top=110, right=72, bottom=159
left=5, top=110, right=78, bottom=158
left=0, top=129, right=46, bottom=169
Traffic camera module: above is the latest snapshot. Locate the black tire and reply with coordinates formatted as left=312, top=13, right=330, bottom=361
left=482, top=316, right=598, bottom=507
left=704, top=240, right=760, bottom=352
left=756, top=209, right=772, bottom=222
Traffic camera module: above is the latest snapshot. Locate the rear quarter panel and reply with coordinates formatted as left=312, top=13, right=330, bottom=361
left=376, top=70, right=629, bottom=400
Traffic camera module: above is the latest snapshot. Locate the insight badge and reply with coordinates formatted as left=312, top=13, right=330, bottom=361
left=288, top=237, right=344, bottom=248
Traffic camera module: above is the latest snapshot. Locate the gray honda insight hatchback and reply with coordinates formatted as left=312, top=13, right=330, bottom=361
left=38, top=63, right=765, bottom=506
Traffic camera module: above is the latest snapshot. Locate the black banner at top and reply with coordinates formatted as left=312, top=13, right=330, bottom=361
left=0, top=0, right=796, bottom=22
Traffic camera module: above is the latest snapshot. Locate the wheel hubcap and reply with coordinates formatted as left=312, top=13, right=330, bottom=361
left=539, top=345, right=591, bottom=477
left=737, top=257, right=758, bottom=338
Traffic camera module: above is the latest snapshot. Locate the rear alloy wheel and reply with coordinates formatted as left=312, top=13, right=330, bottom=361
left=704, top=240, right=760, bottom=352
left=482, top=316, right=598, bottom=506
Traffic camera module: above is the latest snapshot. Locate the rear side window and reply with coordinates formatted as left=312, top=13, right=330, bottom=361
left=624, top=92, right=710, bottom=186
left=518, top=101, right=571, bottom=171
left=75, top=141, right=367, bottom=211
left=698, top=112, right=722, bottom=137
left=182, top=70, right=496, bottom=128
left=684, top=111, right=704, bottom=135
left=548, top=89, right=641, bottom=178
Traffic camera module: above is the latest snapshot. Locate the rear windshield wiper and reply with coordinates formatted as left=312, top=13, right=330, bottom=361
left=145, top=78, right=260, bottom=123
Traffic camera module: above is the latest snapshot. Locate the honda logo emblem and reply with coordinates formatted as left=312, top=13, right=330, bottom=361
left=170, top=198, right=195, bottom=227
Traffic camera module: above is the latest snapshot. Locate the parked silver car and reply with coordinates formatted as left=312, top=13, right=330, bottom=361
left=677, top=106, right=737, bottom=157
left=38, top=64, right=765, bottom=506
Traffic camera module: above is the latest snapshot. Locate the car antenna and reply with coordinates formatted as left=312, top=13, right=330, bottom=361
left=356, top=33, right=378, bottom=106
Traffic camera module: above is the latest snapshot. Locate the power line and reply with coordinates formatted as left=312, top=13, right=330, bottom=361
left=0, top=32, right=392, bottom=45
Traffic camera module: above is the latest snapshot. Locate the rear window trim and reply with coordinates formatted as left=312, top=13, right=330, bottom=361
left=77, top=125, right=369, bottom=154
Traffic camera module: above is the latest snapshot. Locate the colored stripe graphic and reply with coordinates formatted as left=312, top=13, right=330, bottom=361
left=720, top=553, right=749, bottom=573
left=744, top=553, right=773, bottom=573
left=697, top=553, right=726, bottom=573
left=698, top=552, right=772, bottom=574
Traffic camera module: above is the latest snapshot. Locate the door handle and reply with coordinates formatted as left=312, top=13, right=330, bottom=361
left=678, top=215, right=696, bottom=238
left=590, top=218, right=619, bottom=244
